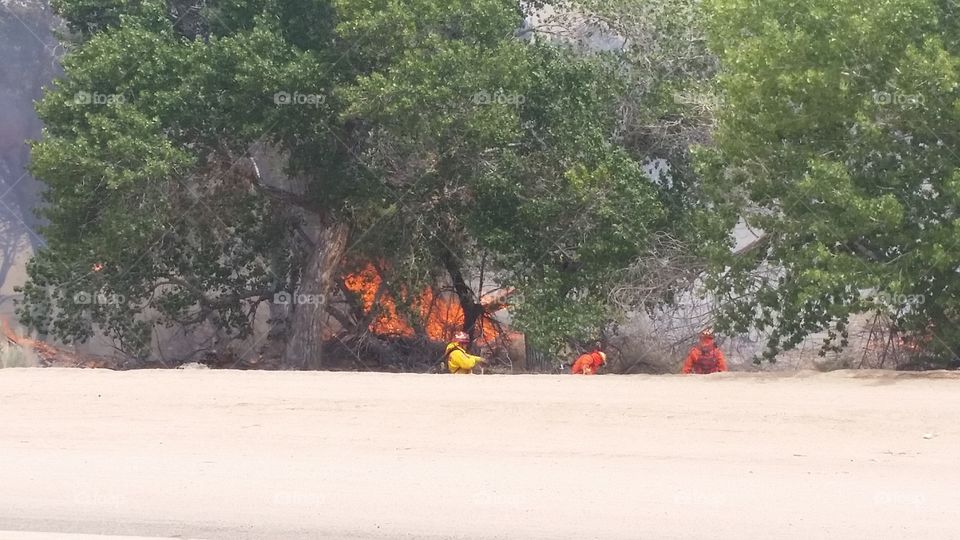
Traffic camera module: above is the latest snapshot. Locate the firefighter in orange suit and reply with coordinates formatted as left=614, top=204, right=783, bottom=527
left=682, top=328, right=727, bottom=374
left=571, top=349, right=607, bottom=375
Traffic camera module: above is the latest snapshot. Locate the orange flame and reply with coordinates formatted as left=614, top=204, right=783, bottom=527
left=342, top=263, right=504, bottom=342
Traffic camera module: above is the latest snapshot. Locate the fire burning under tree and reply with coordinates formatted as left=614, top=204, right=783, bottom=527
left=340, top=262, right=514, bottom=346
left=311, top=261, right=526, bottom=371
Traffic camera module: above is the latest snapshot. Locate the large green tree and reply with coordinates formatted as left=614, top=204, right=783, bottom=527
left=21, top=0, right=692, bottom=364
left=701, top=0, right=960, bottom=362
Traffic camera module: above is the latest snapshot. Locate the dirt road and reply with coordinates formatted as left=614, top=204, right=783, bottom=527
left=0, top=368, right=958, bottom=539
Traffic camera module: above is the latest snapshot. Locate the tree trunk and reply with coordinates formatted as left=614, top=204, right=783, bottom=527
left=283, top=219, right=349, bottom=369
left=441, top=249, right=484, bottom=341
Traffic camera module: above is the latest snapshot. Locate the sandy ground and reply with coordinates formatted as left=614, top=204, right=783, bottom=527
left=0, top=368, right=958, bottom=540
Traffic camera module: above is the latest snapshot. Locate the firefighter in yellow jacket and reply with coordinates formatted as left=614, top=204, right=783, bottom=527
left=445, top=331, right=486, bottom=374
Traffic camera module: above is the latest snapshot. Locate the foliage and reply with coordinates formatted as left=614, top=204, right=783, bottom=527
left=344, top=37, right=667, bottom=352
left=21, top=0, right=712, bottom=359
left=700, top=0, right=960, bottom=361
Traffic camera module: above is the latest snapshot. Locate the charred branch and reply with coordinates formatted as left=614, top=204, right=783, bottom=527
left=440, top=248, right=484, bottom=340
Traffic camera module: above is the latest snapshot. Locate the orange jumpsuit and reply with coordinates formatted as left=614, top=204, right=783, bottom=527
left=571, top=351, right=605, bottom=375
left=682, top=339, right=727, bottom=374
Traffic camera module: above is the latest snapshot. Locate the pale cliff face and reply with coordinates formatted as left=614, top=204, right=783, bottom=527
left=0, top=0, right=60, bottom=313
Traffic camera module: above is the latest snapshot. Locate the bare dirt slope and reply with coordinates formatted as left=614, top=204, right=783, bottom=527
left=0, top=369, right=958, bottom=539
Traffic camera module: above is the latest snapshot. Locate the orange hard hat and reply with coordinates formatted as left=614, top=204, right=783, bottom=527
left=700, top=328, right=715, bottom=339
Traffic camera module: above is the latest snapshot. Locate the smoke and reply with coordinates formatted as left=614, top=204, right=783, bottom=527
left=0, top=0, right=61, bottom=313
left=0, top=339, right=39, bottom=368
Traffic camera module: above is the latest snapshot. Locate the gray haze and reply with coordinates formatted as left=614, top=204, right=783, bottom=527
left=0, top=0, right=59, bottom=318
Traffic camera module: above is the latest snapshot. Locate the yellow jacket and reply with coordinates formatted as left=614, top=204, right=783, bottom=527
left=445, top=342, right=483, bottom=374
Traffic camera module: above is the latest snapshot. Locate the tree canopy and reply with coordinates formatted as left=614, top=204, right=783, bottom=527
left=31, top=0, right=960, bottom=369
left=701, top=0, right=960, bottom=362
left=21, top=0, right=708, bottom=363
